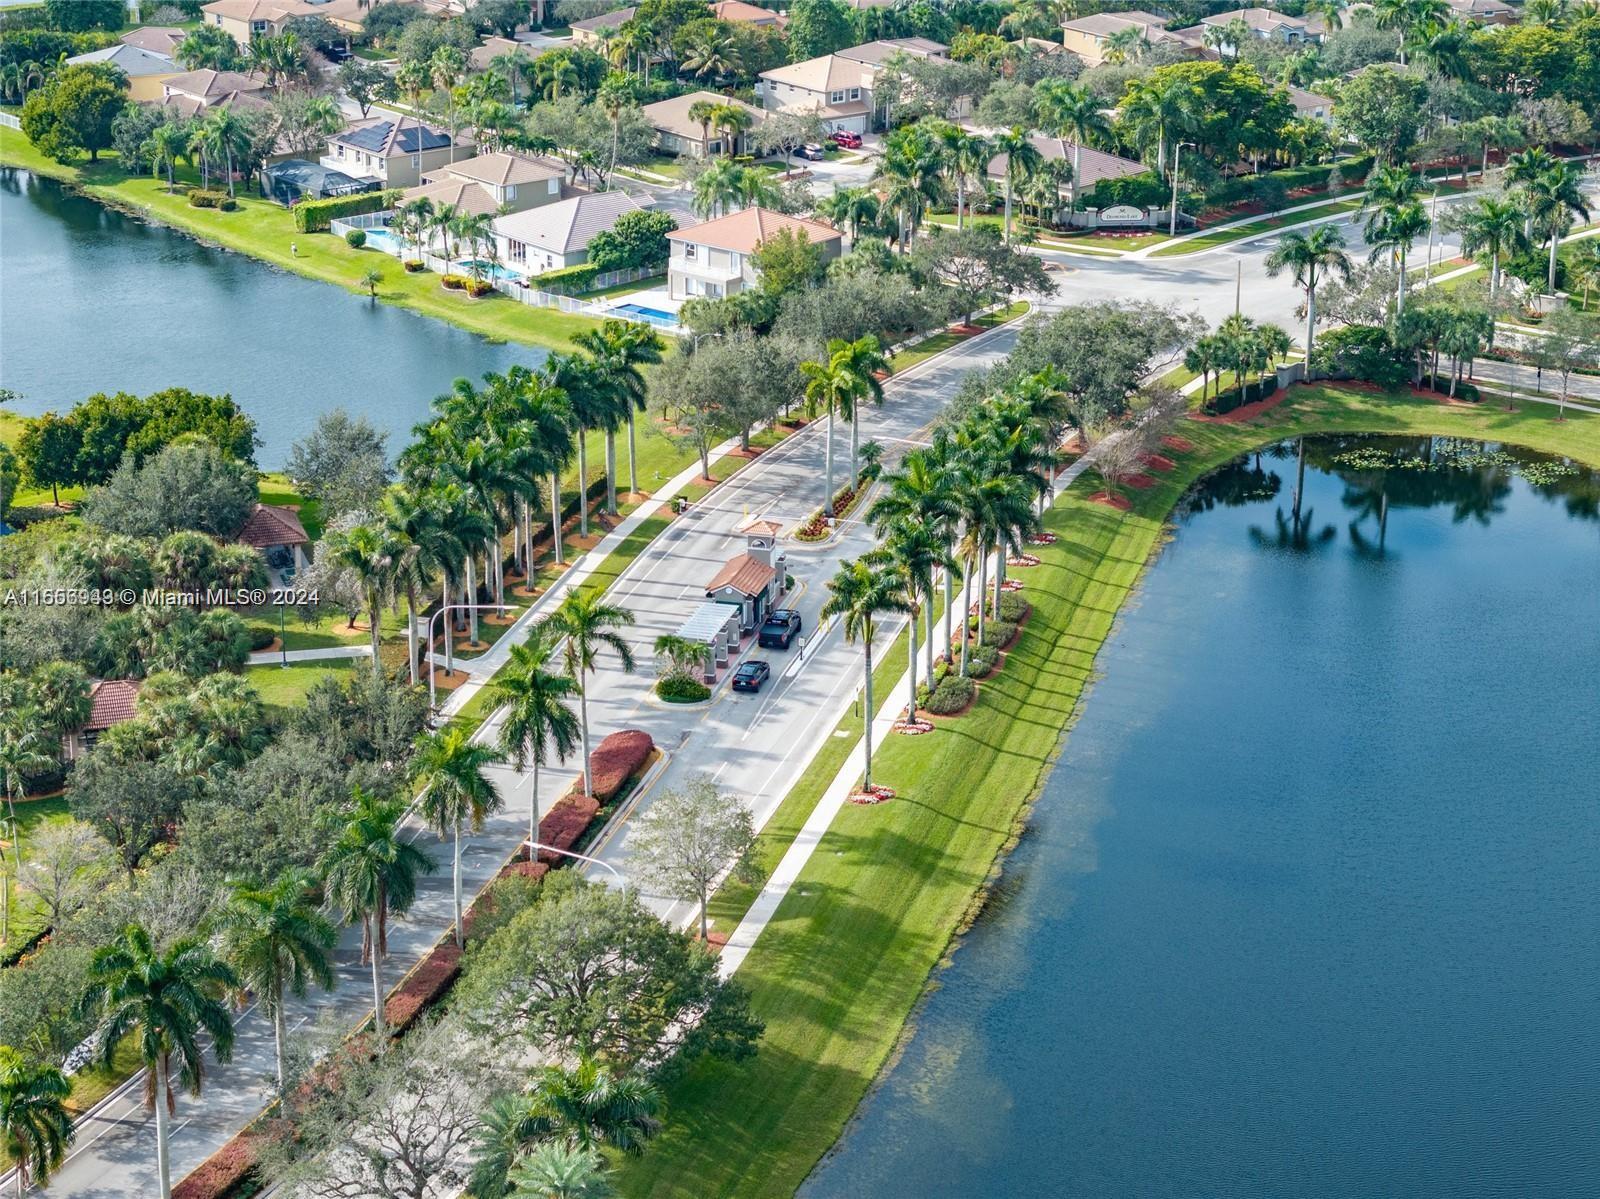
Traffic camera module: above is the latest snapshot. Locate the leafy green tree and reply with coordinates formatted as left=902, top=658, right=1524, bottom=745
left=1333, top=65, right=1426, bottom=164
left=585, top=209, right=678, bottom=273
left=15, top=412, right=81, bottom=508
left=211, top=871, right=338, bottom=1096
left=20, top=63, right=126, bottom=162
left=78, top=924, right=238, bottom=1199
left=822, top=557, right=911, bottom=792
left=287, top=409, right=391, bottom=520
left=627, top=779, right=756, bottom=941
left=549, top=590, right=636, bottom=797
left=786, top=0, right=855, bottom=58
left=80, top=441, right=256, bottom=539
left=751, top=226, right=826, bottom=297
left=495, top=628, right=581, bottom=857
left=318, top=788, right=434, bottom=1045
left=67, top=755, right=192, bottom=877
left=0, top=1046, right=74, bottom=1196
left=910, top=224, right=1055, bottom=325
left=0, top=444, right=17, bottom=524
left=411, top=726, right=504, bottom=949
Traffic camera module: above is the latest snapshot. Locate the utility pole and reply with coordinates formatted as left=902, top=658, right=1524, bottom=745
left=1169, top=142, right=1194, bottom=237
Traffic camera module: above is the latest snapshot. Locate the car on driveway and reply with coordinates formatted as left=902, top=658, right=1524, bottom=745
left=731, top=660, right=772, bottom=692
left=828, top=130, right=862, bottom=149
left=758, top=609, right=803, bottom=649
left=797, top=143, right=826, bottom=161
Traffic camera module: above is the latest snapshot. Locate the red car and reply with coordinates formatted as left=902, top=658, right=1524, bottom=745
left=828, top=130, right=862, bottom=149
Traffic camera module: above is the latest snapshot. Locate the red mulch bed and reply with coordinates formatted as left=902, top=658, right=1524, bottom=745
left=1161, top=435, right=1194, bottom=453
left=172, top=1133, right=265, bottom=1199
left=1190, top=386, right=1297, bottom=423
left=537, top=793, right=600, bottom=863
left=1139, top=453, right=1177, bottom=472
left=588, top=729, right=654, bottom=802
left=1123, top=472, right=1158, bottom=489
left=384, top=942, right=462, bottom=1033
left=893, top=717, right=936, bottom=735
left=1089, top=490, right=1133, bottom=510
left=499, top=858, right=551, bottom=882
left=848, top=784, right=896, bottom=805
left=949, top=322, right=983, bottom=335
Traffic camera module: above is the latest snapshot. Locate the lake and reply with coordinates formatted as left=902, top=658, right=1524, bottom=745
left=804, top=435, right=1600, bottom=1199
left=0, top=170, right=540, bottom=467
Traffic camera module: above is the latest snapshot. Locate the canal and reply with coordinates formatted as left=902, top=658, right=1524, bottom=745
left=805, top=436, right=1600, bottom=1198
left=0, top=169, right=540, bottom=467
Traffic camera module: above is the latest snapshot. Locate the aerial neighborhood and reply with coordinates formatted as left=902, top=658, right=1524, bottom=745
left=0, top=0, right=1598, bottom=1196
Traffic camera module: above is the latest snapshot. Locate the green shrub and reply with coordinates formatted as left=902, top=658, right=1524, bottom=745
left=345, top=228, right=366, bottom=248
left=187, top=189, right=229, bottom=209
left=965, top=645, right=1000, bottom=678
left=291, top=189, right=401, bottom=233
left=657, top=675, right=711, bottom=703
left=441, top=274, right=469, bottom=290
left=403, top=259, right=425, bottom=272
left=925, top=674, right=975, bottom=714
left=534, top=262, right=601, bottom=294
left=981, top=619, right=1016, bottom=649
left=1311, top=324, right=1409, bottom=388
left=998, top=592, right=1031, bottom=623
left=248, top=625, right=276, bottom=651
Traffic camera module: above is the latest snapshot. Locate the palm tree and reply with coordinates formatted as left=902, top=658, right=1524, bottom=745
left=1365, top=197, right=1430, bottom=316
left=491, top=50, right=528, bottom=108
left=1470, top=113, right=1523, bottom=179
left=681, top=25, right=742, bottom=80
left=1452, top=195, right=1528, bottom=330
left=401, top=196, right=435, bottom=261
left=144, top=122, right=189, bottom=193
left=992, top=126, right=1041, bottom=244
left=870, top=448, right=961, bottom=678
left=875, top=127, right=942, bottom=249
left=596, top=74, right=634, bottom=182
left=197, top=104, right=249, bottom=198
left=817, top=185, right=881, bottom=241
left=879, top=521, right=954, bottom=725
left=430, top=201, right=462, bottom=262
left=712, top=103, right=753, bottom=157
left=0, top=711, right=52, bottom=823
left=574, top=321, right=663, bottom=513
left=830, top=334, right=888, bottom=482
left=78, top=924, right=238, bottom=1199
left=543, top=353, right=608, bottom=541
left=800, top=349, right=852, bottom=518
left=549, top=590, right=636, bottom=797
left=1185, top=333, right=1225, bottom=401
left=430, top=45, right=467, bottom=162
left=1103, top=25, right=1146, bottom=64
left=691, top=156, right=743, bottom=218
left=822, top=558, right=911, bottom=793
left=496, top=628, right=581, bottom=857
left=1569, top=238, right=1600, bottom=309
left=318, top=787, right=435, bottom=1046
left=1035, top=79, right=1110, bottom=211
left=929, top=126, right=990, bottom=230
left=412, top=727, right=504, bottom=948
left=211, top=871, right=337, bottom=1096
left=1522, top=162, right=1591, bottom=293
left=508, top=1142, right=616, bottom=1199
left=0, top=1046, right=73, bottom=1198
left=323, top=520, right=401, bottom=674
left=1118, top=75, right=1199, bottom=178
left=518, top=1058, right=663, bottom=1153
left=1264, top=224, right=1354, bottom=364
left=687, top=97, right=719, bottom=158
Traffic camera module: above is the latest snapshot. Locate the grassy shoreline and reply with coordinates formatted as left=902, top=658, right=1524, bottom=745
left=616, top=386, right=1600, bottom=1199
left=0, top=128, right=597, bottom=352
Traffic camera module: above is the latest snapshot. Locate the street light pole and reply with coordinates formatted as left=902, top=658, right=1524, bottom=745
left=522, top=838, right=626, bottom=884
left=1169, top=142, right=1194, bottom=238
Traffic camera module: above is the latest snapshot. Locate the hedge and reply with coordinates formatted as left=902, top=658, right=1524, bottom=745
left=1419, top=373, right=1481, bottom=402
left=171, top=1133, right=265, bottom=1199
left=384, top=941, right=463, bottom=1034
left=588, top=729, right=654, bottom=801
left=658, top=675, right=711, bottom=702
left=291, top=188, right=401, bottom=233
left=966, top=645, right=1000, bottom=678
left=537, top=793, right=601, bottom=864
left=998, top=592, right=1031, bottom=624
left=980, top=619, right=1017, bottom=649
left=1207, top=375, right=1280, bottom=415
left=187, top=189, right=235, bottom=211
left=925, top=674, right=976, bottom=715
left=533, top=262, right=601, bottom=294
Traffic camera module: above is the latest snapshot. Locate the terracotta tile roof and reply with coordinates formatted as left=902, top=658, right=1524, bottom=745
left=985, top=133, right=1146, bottom=188
left=85, top=680, right=141, bottom=732
left=710, top=0, right=785, bottom=23
left=235, top=503, right=309, bottom=549
left=162, top=68, right=268, bottom=100
left=572, top=5, right=636, bottom=31
left=706, top=553, right=775, bottom=596
left=492, top=190, right=645, bottom=256
left=740, top=518, right=784, bottom=536
left=121, top=26, right=187, bottom=56
left=403, top=177, right=501, bottom=216
left=667, top=207, right=841, bottom=254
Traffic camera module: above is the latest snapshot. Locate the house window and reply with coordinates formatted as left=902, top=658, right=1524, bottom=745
left=685, top=243, right=698, bottom=261
left=252, top=19, right=268, bottom=33
left=709, top=140, right=722, bottom=154
left=849, top=87, right=860, bottom=100
left=509, top=241, right=526, bottom=263
left=729, top=252, right=741, bottom=272
left=829, top=90, right=846, bottom=104
left=504, top=185, right=516, bottom=201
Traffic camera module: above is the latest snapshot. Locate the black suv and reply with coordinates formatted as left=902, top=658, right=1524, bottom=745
left=758, top=609, right=802, bottom=649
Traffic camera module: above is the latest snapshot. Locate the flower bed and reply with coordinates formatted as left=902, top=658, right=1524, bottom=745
left=589, top=729, right=654, bottom=801
left=1139, top=452, right=1177, bottom=472
left=893, top=717, right=935, bottom=735
left=848, top=784, right=896, bottom=805
left=1000, top=578, right=1025, bottom=592
left=1006, top=553, right=1041, bottom=567
left=171, top=1133, right=264, bottom=1199
left=1088, top=490, right=1133, bottom=510
left=794, top=479, right=867, bottom=543
left=1028, top=532, right=1058, bottom=546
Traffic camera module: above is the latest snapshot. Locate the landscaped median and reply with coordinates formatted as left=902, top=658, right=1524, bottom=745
left=0, top=127, right=596, bottom=353
left=614, top=385, right=1600, bottom=1199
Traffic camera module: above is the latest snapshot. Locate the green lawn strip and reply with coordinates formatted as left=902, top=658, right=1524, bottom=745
left=615, top=386, right=1600, bottom=1199
left=1, top=795, right=73, bottom=945
left=578, top=275, right=668, bottom=301
left=889, top=302, right=1029, bottom=373
left=1150, top=197, right=1363, bottom=257
left=257, top=471, right=323, bottom=539
left=0, top=128, right=599, bottom=353
left=245, top=658, right=359, bottom=712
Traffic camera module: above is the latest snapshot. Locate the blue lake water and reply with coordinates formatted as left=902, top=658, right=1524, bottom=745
left=0, top=170, right=540, bottom=467
left=805, top=436, right=1600, bottom=1199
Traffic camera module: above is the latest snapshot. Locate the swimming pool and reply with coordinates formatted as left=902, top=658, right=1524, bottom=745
left=362, top=227, right=403, bottom=254
left=454, top=259, right=521, bottom=284
left=613, top=302, right=678, bottom=324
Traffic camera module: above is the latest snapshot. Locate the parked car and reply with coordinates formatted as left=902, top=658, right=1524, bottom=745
left=759, top=609, right=803, bottom=650
left=797, top=143, right=826, bottom=161
left=828, top=130, right=862, bottom=149
left=731, top=660, right=772, bottom=693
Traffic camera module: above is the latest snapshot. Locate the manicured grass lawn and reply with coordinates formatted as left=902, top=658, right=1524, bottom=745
left=1, top=795, right=74, bottom=945
left=615, top=385, right=1600, bottom=1199
left=888, top=302, right=1029, bottom=372
left=577, top=274, right=668, bottom=301
left=0, top=128, right=598, bottom=353
left=1150, top=197, right=1364, bottom=257
left=1044, top=228, right=1170, bottom=250
left=245, top=658, right=360, bottom=710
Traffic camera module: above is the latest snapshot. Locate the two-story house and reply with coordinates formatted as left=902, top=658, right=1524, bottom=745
left=757, top=38, right=947, bottom=134
left=403, top=151, right=570, bottom=216
left=65, top=43, right=185, bottom=102
left=1059, top=11, right=1198, bottom=66
left=1170, top=7, right=1328, bottom=56
left=666, top=207, right=842, bottom=300
left=201, top=0, right=412, bottom=48
left=323, top=115, right=469, bottom=189
left=160, top=68, right=272, bottom=118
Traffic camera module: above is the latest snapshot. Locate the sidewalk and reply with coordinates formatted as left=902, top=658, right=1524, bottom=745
left=245, top=644, right=372, bottom=667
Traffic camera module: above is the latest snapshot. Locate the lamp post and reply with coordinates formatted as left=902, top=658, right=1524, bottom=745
left=1422, top=189, right=1439, bottom=290
left=426, top=601, right=521, bottom=710
left=522, top=837, right=627, bottom=885
left=1169, top=141, right=1195, bottom=237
